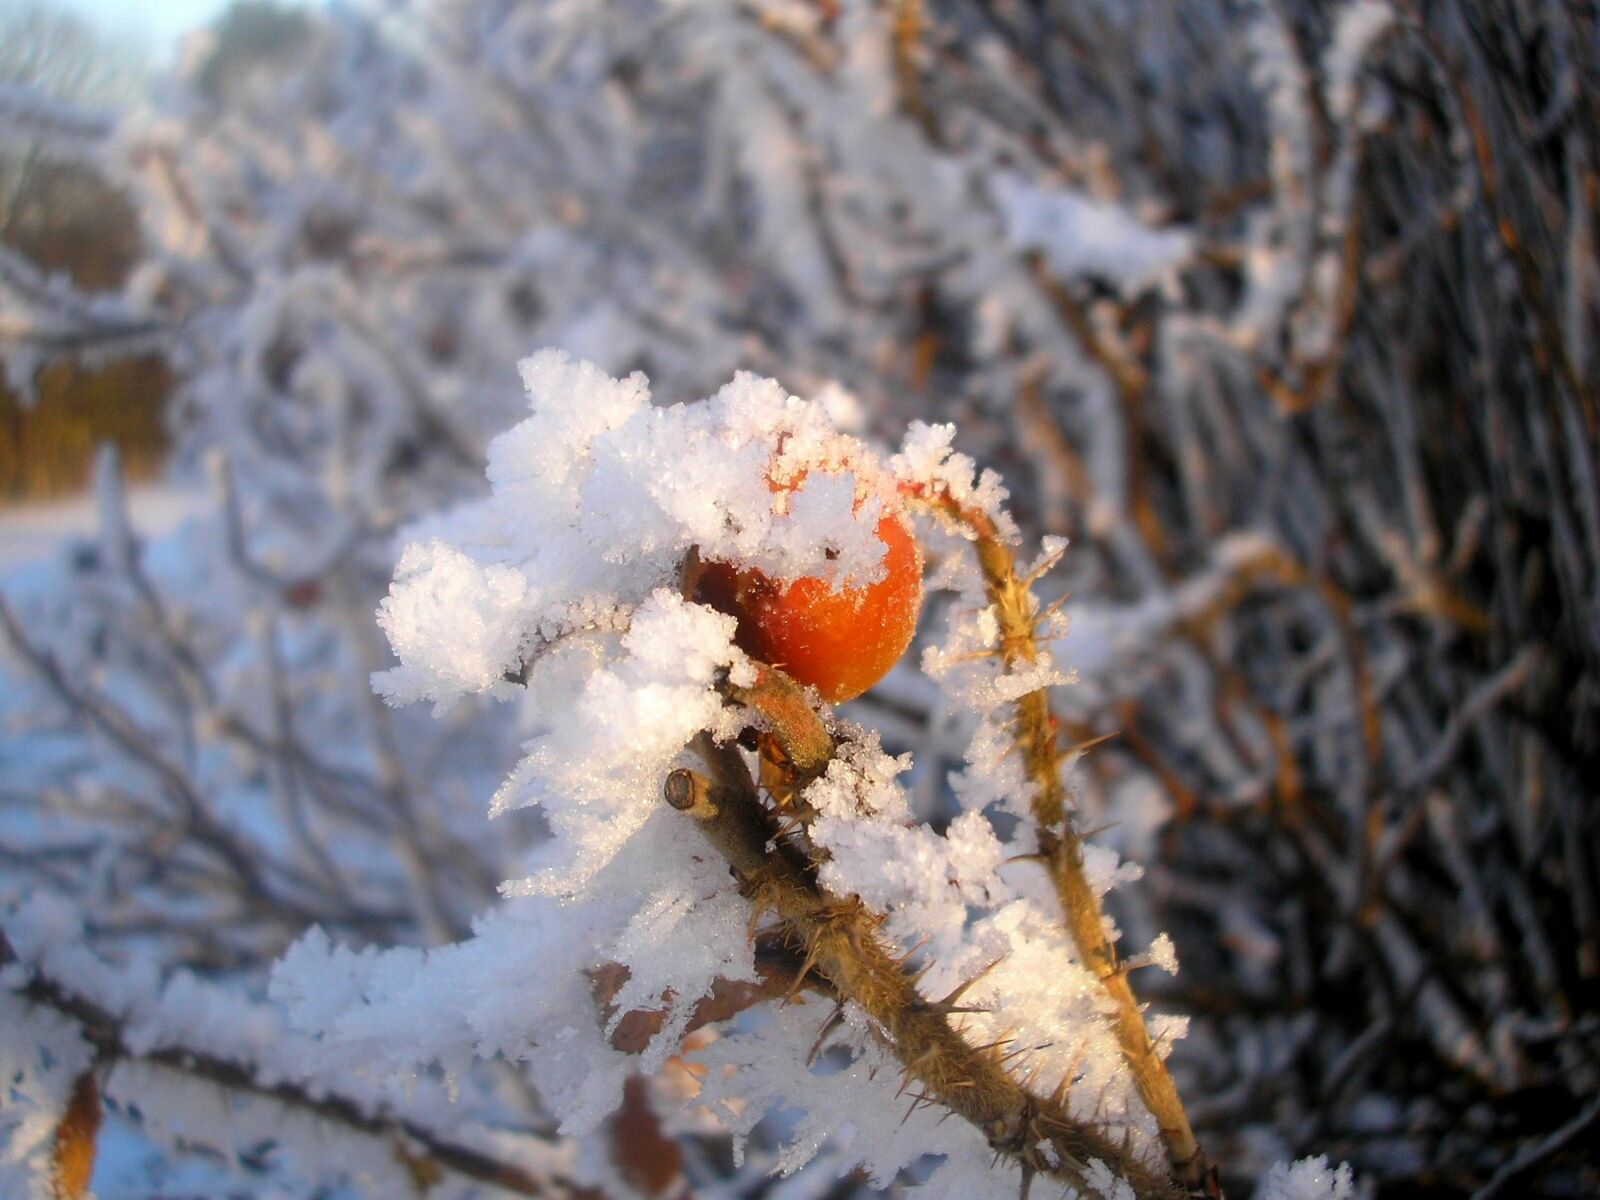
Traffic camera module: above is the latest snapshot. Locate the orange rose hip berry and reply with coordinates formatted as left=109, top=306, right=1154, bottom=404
left=695, top=498, right=923, bottom=704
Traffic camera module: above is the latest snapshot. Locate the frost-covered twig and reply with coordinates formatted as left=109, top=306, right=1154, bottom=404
left=348, top=354, right=1251, bottom=1198
left=0, top=931, right=579, bottom=1199
left=0, top=597, right=341, bottom=929
left=908, top=482, right=1215, bottom=1196
left=670, top=727, right=1181, bottom=1199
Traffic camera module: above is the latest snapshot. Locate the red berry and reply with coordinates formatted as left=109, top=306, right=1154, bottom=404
left=695, top=487, right=922, bottom=703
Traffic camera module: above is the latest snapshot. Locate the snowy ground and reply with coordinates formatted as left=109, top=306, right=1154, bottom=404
left=0, top=483, right=206, bottom=572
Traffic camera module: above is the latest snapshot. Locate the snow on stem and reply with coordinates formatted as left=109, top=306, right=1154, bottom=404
left=905, top=480, right=1217, bottom=1197
left=665, top=730, right=1181, bottom=1200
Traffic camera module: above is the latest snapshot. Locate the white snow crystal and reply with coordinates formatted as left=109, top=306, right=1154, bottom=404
left=373, top=539, right=534, bottom=709
left=1148, top=932, right=1180, bottom=976
left=1257, top=1156, right=1357, bottom=1200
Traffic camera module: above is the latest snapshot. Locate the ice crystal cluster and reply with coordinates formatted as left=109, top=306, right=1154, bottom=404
left=239, top=350, right=1340, bottom=1198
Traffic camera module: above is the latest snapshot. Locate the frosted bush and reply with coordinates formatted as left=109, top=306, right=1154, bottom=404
left=274, top=351, right=1352, bottom=1198
left=1, top=0, right=1585, bottom=1192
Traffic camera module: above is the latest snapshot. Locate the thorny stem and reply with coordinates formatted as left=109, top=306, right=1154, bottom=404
left=669, top=733, right=1182, bottom=1200
left=905, top=484, right=1219, bottom=1198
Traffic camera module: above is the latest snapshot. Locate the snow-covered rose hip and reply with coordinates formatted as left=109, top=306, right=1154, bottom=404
left=694, top=479, right=923, bottom=703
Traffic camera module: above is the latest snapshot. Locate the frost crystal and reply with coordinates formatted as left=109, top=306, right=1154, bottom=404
left=1148, top=932, right=1181, bottom=976
left=1257, top=1156, right=1358, bottom=1200
left=375, top=540, right=535, bottom=709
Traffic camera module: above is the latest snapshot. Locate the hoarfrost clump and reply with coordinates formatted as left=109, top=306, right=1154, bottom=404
left=1257, top=1156, right=1357, bottom=1200
left=278, top=352, right=1364, bottom=1199
left=374, top=541, right=536, bottom=709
